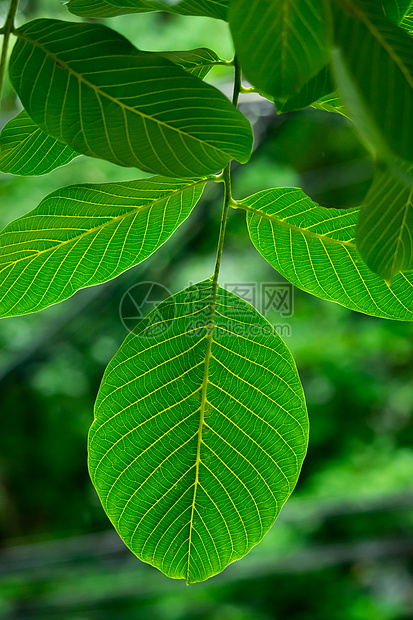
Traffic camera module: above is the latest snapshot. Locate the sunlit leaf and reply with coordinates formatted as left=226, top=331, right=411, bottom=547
left=230, top=0, right=329, bottom=100
left=10, top=19, right=252, bottom=178
left=67, top=0, right=229, bottom=20
left=0, top=176, right=207, bottom=317
left=332, top=0, right=413, bottom=161
left=240, top=187, right=413, bottom=320
left=0, top=110, right=78, bottom=176
left=356, top=162, right=413, bottom=282
left=90, top=279, right=308, bottom=583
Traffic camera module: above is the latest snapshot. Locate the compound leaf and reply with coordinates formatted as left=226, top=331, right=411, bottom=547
left=10, top=19, right=252, bottom=178
left=0, top=110, right=78, bottom=176
left=90, top=280, right=308, bottom=583
left=241, top=188, right=413, bottom=321
left=67, top=0, right=229, bottom=20
left=230, top=0, right=329, bottom=101
left=0, top=176, right=207, bottom=318
left=332, top=0, right=413, bottom=161
left=356, top=162, right=413, bottom=282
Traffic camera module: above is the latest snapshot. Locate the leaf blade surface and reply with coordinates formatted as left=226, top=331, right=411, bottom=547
left=0, top=111, right=78, bottom=176
left=0, top=176, right=206, bottom=317
left=90, top=280, right=308, bottom=582
left=10, top=19, right=252, bottom=178
left=242, top=188, right=413, bottom=320
left=356, top=163, right=413, bottom=281
left=230, top=0, right=329, bottom=100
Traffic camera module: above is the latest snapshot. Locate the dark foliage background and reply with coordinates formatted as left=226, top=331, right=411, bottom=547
left=0, top=1, right=412, bottom=618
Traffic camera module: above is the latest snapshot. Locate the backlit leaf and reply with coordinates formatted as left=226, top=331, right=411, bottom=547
left=356, top=162, right=413, bottom=282
left=240, top=188, right=413, bottom=320
left=400, top=7, right=413, bottom=32
left=10, top=19, right=252, bottom=178
left=230, top=0, right=329, bottom=100
left=332, top=0, right=413, bottom=161
left=0, top=176, right=207, bottom=318
left=90, top=280, right=308, bottom=583
left=0, top=110, right=78, bottom=176
left=67, top=0, right=229, bottom=20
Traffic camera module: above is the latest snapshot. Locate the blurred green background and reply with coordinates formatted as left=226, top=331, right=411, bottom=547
left=0, top=1, right=412, bottom=618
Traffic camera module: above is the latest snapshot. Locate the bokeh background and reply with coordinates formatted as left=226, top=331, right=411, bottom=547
left=0, top=1, right=412, bottom=618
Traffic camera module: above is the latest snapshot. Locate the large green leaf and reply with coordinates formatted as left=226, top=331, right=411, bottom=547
left=239, top=188, right=413, bottom=320
left=0, top=111, right=78, bottom=176
left=67, top=0, right=229, bottom=20
left=90, top=279, right=308, bottom=583
left=0, top=176, right=207, bottom=318
left=230, top=0, right=329, bottom=101
left=10, top=19, right=252, bottom=178
left=356, top=162, right=413, bottom=282
left=332, top=0, right=413, bottom=161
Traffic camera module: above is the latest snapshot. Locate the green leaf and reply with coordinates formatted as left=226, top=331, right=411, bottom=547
left=400, top=6, right=413, bottom=32
left=310, top=92, right=349, bottom=118
left=154, top=48, right=223, bottom=79
left=10, top=19, right=252, bottom=178
left=89, top=279, right=308, bottom=583
left=356, top=162, right=413, bottom=282
left=382, top=0, right=413, bottom=24
left=332, top=0, right=413, bottom=161
left=67, top=0, right=229, bottom=20
left=0, top=176, right=207, bottom=318
left=240, top=187, right=413, bottom=320
left=229, top=0, right=329, bottom=100
left=275, top=65, right=334, bottom=113
left=0, top=110, right=78, bottom=176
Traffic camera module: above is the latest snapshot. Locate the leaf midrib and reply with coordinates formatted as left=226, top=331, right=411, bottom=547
left=0, top=178, right=207, bottom=269
left=16, top=28, right=234, bottom=157
left=186, top=280, right=217, bottom=584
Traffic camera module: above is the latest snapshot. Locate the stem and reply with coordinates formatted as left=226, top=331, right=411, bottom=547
left=0, top=0, right=19, bottom=104
left=211, top=55, right=242, bottom=285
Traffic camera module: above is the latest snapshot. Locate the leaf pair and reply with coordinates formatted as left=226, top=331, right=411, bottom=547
left=7, top=19, right=252, bottom=179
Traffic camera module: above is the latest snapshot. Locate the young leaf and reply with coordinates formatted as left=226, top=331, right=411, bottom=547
left=67, top=0, right=229, bottom=20
left=229, top=0, right=329, bottom=100
left=154, top=48, right=223, bottom=80
left=89, top=280, right=308, bottom=583
left=10, top=19, right=252, bottom=178
left=332, top=0, right=413, bottom=161
left=240, top=188, right=413, bottom=321
left=0, top=176, right=207, bottom=318
left=0, top=110, right=78, bottom=176
left=356, top=162, right=413, bottom=282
